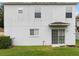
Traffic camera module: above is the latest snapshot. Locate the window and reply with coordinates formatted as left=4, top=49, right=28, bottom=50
left=66, top=12, right=72, bottom=18
left=35, top=12, right=41, bottom=18
left=18, top=8, right=23, bottom=13
left=58, top=29, right=65, bottom=44
left=30, top=29, right=39, bottom=36
left=30, top=29, right=34, bottom=35
left=52, top=29, right=65, bottom=44
left=66, top=7, right=72, bottom=18
left=18, top=10, right=23, bottom=13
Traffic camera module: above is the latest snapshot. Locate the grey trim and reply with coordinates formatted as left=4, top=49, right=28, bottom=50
left=49, top=22, right=69, bottom=27
left=4, top=2, right=77, bottom=5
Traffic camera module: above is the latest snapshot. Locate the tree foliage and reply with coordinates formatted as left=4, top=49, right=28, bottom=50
left=0, top=4, right=4, bottom=28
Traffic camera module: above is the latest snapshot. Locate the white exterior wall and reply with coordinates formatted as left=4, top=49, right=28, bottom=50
left=4, top=5, right=76, bottom=46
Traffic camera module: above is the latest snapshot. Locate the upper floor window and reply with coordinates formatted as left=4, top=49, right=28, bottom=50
left=35, top=12, right=41, bottom=18
left=66, top=12, right=72, bottom=18
left=18, top=8, right=23, bottom=14
left=35, top=7, right=41, bottom=18
left=66, top=7, right=72, bottom=18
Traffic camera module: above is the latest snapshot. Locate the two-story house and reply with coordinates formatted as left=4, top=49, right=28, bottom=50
left=4, top=2, right=77, bottom=47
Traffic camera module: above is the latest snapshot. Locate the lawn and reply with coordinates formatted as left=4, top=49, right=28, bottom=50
left=0, top=40, right=79, bottom=56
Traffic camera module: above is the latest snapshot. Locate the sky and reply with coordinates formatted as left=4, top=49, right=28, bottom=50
left=76, top=3, right=79, bottom=15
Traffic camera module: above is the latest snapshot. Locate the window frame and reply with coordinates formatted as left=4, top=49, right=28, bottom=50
left=52, top=29, right=65, bottom=44
left=30, top=29, right=34, bottom=36
left=18, top=8, right=23, bottom=14
left=30, top=29, right=39, bottom=36
left=66, top=12, right=72, bottom=18
left=35, top=12, right=41, bottom=18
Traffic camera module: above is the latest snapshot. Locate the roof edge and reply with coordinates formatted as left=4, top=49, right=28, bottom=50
left=3, top=2, right=77, bottom=5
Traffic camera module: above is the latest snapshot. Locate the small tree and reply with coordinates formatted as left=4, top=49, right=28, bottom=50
left=0, top=4, right=4, bottom=28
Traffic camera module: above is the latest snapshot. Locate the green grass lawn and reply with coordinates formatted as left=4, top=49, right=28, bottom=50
left=0, top=40, right=79, bottom=56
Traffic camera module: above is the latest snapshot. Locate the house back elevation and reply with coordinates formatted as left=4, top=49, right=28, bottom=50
left=4, top=2, right=77, bottom=46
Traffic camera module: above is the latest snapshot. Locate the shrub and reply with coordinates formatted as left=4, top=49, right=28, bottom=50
left=0, top=36, right=12, bottom=49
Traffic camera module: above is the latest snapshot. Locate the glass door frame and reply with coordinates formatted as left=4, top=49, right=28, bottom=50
left=52, top=28, right=65, bottom=44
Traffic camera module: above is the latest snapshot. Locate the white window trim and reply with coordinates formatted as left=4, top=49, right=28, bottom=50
left=18, top=8, right=23, bottom=13
left=30, top=29, right=39, bottom=37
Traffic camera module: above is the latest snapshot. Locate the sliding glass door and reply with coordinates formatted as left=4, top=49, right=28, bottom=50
left=52, top=29, right=65, bottom=44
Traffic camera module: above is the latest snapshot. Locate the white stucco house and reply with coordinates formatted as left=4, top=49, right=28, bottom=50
left=4, top=2, right=77, bottom=46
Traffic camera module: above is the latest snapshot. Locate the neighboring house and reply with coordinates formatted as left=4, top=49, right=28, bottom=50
left=4, top=2, right=77, bottom=46
left=76, top=16, right=79, bottom=39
